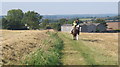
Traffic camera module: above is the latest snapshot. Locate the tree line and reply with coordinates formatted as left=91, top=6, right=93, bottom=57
left=2, top=9, right=74, bottom=31
left=2, top=9, right=42, bottom=30
left=1, top=9, right=111, bottom=31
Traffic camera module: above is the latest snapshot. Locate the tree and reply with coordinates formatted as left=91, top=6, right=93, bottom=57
left=40, top=19, right=50, bottom=29
left=118, top=16, right=120, bottom=21
left=93, top=18, right=106, bottom=24
left=115, top=16, right=120, bottom=21
left=0, top=18, right=2, bottom=29
left=44, top=19, right=49, bottom=24
left=6, top=9, right=24, bottom=29
left=93, top=18, right=107, bottom=28
left=2, top=17, right=8, bottom=29
left=50, top=23, right=61, bottom=31
left=22, top=11, right=42, bottom=29
left=59, top=18, right=67, bottom=25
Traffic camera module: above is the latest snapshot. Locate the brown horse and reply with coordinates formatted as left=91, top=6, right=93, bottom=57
left=71, top=26, right=80, bottom=40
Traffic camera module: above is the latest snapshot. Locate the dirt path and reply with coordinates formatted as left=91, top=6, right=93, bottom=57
left=58, top=32, right=118, bottom=65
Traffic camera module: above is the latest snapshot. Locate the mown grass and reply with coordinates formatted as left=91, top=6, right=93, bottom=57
left=59, top=32, right=97, bottom=65
left=58, top=32, right=118, bottom=65
left=21, top=31, right=63, bottom=66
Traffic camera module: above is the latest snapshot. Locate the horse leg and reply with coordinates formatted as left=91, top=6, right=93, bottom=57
left=73, top=35, right=74, bottom=40
left=76, top=34, right=78, bottom=40
left=73, top=35, right=76, bottom=40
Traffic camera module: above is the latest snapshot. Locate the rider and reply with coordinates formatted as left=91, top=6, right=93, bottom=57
left=71, top=19, right=80, bottom=34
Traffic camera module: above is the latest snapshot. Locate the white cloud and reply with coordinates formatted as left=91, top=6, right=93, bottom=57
left=1, top=0, right=120, bottom=2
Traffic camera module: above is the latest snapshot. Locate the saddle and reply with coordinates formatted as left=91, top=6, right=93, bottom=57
left=76, top=25, right=80, bottom=28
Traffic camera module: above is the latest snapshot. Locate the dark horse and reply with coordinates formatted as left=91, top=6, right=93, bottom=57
left=71, top=25, right=80, bottom=40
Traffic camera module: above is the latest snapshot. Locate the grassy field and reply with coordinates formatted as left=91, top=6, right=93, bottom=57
left=22, top=31, right=63, bottom=65
left=1, top=30, right=118, bottom=65
left=58, top=32, right=118, bottom=65
left=1, top=30, right=63, bottom=65
left=79, top=18, right=92, bottom=21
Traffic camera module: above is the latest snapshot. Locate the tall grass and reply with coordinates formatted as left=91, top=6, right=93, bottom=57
left=21, top=31, right=63, bottom=66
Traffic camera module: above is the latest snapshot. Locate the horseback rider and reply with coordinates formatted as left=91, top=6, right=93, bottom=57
left=71, top=19, right=80, bottom=35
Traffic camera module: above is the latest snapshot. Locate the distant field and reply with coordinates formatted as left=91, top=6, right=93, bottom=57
left=1, top=30, right=118, bottom=65
left=79, top=18, right=92, bottom=21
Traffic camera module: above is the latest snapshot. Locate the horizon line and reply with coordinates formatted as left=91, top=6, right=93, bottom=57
left=41, top=13, right=118, bottom=15
left=1, top=13, right=118, bottom=16
left=2, top=0, right=120, bottom=2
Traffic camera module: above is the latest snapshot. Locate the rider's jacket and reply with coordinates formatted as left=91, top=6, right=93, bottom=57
left=72, top=21, right=77, bottom=28
left=73, top=21, right=79, bottom=28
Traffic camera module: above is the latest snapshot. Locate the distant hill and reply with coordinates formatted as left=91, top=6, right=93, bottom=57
left=0, top=16, right=4, bottom=19
left=0, top=14, right=117, bottom=19
left=42, top=14, right=117, bottom=19
left=0, top=16, right=2, bottom=19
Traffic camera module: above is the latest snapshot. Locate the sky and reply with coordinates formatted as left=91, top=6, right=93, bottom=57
left=1, top=2, right=119, bottom=15
left=1, top=0, right=120, bottom=2
left=2, top=2, right=118, bottom=15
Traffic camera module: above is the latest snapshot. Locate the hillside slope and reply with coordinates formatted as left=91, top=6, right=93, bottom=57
left=1, top=30, right=63, bottom=65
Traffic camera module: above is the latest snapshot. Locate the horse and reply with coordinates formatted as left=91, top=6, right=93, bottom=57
left=71, top=25, right=80, bottom=40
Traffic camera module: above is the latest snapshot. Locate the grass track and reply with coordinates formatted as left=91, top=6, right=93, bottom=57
left=58, top=32, right=97, bottom=65
left=58, top=32, right=118, bottom=65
